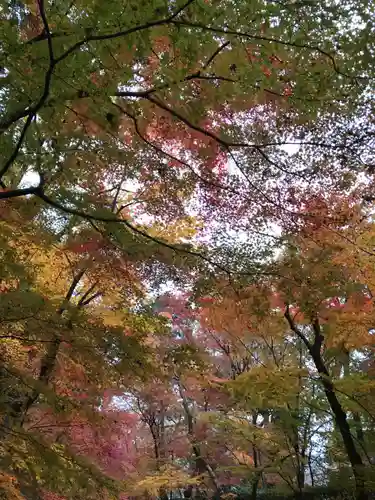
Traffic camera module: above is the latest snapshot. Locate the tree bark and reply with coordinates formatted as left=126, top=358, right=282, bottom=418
left=312, top=352, right=367, bottom=500
left=284, top=308, right=367, bottom=500
left=0, top=268, right=87, bottom=435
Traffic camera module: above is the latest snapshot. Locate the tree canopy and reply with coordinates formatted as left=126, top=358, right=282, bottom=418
left=0, top=0, right=375, bottom=499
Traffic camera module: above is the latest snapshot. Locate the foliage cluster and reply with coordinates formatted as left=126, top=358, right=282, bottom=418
left=0, top=0, right=374, bottom=499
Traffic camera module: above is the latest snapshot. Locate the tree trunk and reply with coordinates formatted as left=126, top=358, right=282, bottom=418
left=250, top=413, right=262, bottom=500
left=284, top=309, right=367, bottom=500
left=312, top=352, right=367, bottom=500
left=308, top=450, right=315, bottom=488
left=178, top=380, right=220, bottom=494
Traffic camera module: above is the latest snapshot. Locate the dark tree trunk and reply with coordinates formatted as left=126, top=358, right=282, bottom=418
left=284, top=309, right=368, bottom=500
left=250, top=413, right=262, bottom=500
left=312, top=352, right=367, bottom=500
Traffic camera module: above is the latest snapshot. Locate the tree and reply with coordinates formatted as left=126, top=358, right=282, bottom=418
left=196, top=193, right=375, bottom=498
left=0, top=0, right=375, bottom=498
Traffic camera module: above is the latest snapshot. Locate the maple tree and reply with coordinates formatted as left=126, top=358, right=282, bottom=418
left=196, top=193, right=375, bottom=498
left=0, top=0, right=375, bottom=499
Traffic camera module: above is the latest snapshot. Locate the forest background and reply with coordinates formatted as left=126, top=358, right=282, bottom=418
left=0, top=0, right=375, bottom=499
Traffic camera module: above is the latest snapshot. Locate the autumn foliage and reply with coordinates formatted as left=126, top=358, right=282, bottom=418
left=0, top=0, right=374, bottom=499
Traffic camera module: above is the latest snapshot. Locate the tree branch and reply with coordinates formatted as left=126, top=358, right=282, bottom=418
left=0, top=185, right=40, bottom=199
left=54, top=0, right=195, bottom=65
left=0, top=1, right=56, bottom=182
left=171, top=21, right=362, bottom=81
left=284, top=305, right=312, bottom=352
left=34, top=189, right=234, bottom=275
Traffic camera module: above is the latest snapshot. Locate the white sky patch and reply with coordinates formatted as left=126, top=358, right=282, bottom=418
left=19, top=170, right=40, bottom=189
